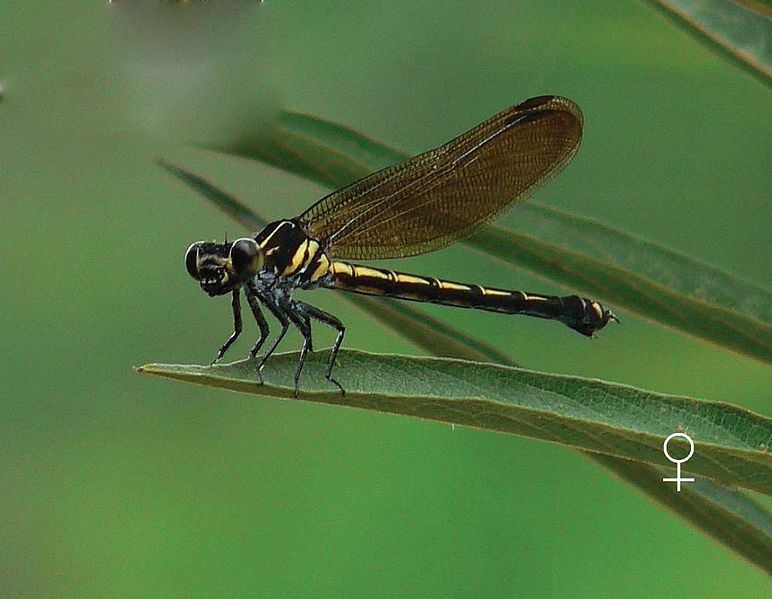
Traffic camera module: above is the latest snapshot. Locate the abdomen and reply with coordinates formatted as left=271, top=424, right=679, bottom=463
left=329, top=260, right=614, bottom=336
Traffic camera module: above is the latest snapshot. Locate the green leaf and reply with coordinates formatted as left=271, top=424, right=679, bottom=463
left=160, top=160, right=266, bottom=231
left=592, top=453, right=772, bottom=572
left=160, top=161, right=772, bottom=572
left=200, top=109, right=772, bottom=364
left=139, top=351, right=772, bottom=495
left=464, top=213, right=772, bottom=362
left=640, top=0, right=772, bottom=87
left=346, top=295, right=517, bottom=365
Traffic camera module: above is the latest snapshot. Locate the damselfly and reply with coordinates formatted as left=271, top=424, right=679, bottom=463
left=185, top=96, right=617, bottom=394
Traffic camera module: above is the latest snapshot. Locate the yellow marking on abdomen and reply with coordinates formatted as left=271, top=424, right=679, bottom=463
left=332, top=261, right=354, bottom=277
left=439, top=281, right=471, bottom=292
left=482, top=288, right=510, bottom=297
left=393, top=273, right=430, bottom=285
left=351, top=265, right=391, bottom=280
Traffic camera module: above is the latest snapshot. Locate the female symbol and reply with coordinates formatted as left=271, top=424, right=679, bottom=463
left=662, top=433, right=695, bottom=491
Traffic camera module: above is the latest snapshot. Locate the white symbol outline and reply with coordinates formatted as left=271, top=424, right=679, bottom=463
left=662, top=432, right=696, bottom=491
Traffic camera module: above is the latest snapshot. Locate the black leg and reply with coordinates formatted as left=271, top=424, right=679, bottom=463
left=279, top=300, right=314, bottom=398
left=244, top=286, right=270, bottom=359
left=301, top=314, right=313, bottom=352
left=291, top=300, right=346, bottom=395
left=212, top=290, right=242, bottom=365
left=253, top=293, right=290, bottom=382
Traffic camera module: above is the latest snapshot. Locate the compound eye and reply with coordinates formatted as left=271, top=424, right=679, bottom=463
left=229, top=237, right=263, bottom=278
left=185, top=242, right=202, bottom=280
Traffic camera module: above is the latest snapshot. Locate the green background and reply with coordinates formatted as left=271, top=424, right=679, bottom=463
left=1, top=2, right=770, bottom=597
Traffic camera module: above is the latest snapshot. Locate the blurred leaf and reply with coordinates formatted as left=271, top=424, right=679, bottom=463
left=641, top=0, right=772, bottom=86
left=139, top=351, right=772, bottom=495
left=347, top=294, right=516, bottom=365
left=160, top=159, right=266, bottom=230
left=212, top=111, right=406, bottom=187
left=161, top=160, right=772, bottom=573
left=200, top=109, right=772, bottom=364
left=593, top=453, right=772, bottom=573
left=465, top=214, right=772, bottom=364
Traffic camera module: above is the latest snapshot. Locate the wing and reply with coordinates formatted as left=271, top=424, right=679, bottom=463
left=298, top=95, right=583, bottom=260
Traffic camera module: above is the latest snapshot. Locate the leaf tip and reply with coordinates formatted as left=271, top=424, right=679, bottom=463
left=135, top=363, right=166, bottom=376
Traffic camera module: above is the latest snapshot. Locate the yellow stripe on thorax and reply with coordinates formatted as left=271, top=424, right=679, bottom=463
left=259, top=221, right=292, bottom=250
left=308, top=252, right=331, bottom=282
left=281, top=238, right=320, bottom=276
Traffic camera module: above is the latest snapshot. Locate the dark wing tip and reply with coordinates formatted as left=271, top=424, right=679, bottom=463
left=514, top=95, right=583, bottom=128
left=515, top=95, right=558, bottom=110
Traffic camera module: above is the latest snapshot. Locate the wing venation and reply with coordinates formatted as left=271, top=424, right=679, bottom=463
left=299, top=95, right=583, bottom=260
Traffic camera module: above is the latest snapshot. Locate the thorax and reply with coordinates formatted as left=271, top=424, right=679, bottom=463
left=256, top=219, right=332, bottom=288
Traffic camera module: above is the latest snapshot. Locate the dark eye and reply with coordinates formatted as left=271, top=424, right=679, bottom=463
left=185, top=242, right=202, bottom=280
left=229, top=238, right=263, bottom=277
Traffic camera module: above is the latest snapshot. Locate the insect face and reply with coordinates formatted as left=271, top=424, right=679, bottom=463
left=185, top=238, right=263, bottom=296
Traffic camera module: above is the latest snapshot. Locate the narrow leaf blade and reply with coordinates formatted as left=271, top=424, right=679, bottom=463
left=159, top=159, right=267, bottom=230
left=640, top=0, right=772, bottom=86
left=139, top=351, right=772, bottom=495
left=347, top=295, right=516, bottom=365
left=592, top=452, right=772, bottom=572
left=465, top=223, right=772, bottom=363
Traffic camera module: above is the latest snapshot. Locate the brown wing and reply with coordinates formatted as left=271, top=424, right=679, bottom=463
left=298, top=95, right=583, bottom=260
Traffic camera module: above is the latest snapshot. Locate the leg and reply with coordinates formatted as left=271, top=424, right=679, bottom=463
left=244, top=286, right=270, bottom=359
left=212, top=290, right=242, bottom=365
left=301, top=314, right=313, bottom=352
left=253, top=293, right=290, bottom=380
left=291, top=300, right=346, bottom=395
left=278, top=300, right=314, bottom=398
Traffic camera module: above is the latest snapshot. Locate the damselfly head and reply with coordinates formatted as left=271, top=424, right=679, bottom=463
left=185, top=238, right=264, bottom=296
